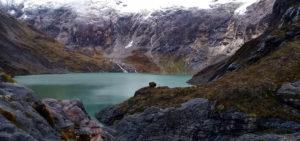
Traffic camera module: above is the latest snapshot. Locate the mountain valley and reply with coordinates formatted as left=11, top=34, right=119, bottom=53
left=0, top=0, right=299, bottom=140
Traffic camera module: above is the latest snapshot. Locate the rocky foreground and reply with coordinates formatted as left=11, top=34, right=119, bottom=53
left=98, top=82, right=300, bottom=141
left=0, top=73, right=112, bottom=141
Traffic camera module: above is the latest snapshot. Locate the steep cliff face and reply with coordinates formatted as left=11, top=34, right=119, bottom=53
left=0, top=12, right=115, bottom=75
left=96, top=0, right=300, bottom=140
left=5, top=0, right=276, bottom=73
left=188, top=0, right=300, bottom=84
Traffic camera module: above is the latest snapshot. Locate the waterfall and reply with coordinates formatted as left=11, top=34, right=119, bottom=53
left=117, top=64, right=128, bottom=73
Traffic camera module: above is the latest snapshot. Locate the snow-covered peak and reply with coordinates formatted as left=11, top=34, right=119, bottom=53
left=1, top=0, right=259, bottom=15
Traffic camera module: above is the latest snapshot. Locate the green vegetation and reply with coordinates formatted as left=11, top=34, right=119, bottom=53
left=159, top=56, right=190, bottom=74
left=0, top=71, right=15, bottom=83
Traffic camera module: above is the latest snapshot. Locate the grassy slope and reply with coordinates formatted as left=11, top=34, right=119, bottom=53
left=124, top=49, right=161, bottom=73
left=0, top=12, right=113, bottom=75
left=117, top=38, right=300, bottom=121
left=108, top=1, right=300, bottom=122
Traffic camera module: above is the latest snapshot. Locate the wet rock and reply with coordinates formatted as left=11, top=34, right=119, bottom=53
left=276, top=81, right=300, bottom=109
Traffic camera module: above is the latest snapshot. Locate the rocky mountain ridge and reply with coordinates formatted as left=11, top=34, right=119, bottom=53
left=0, top=11, right=117, bottom=75
left=3, top=0, right=276, bottom=73
left=188, top=0, right=300, bottom=84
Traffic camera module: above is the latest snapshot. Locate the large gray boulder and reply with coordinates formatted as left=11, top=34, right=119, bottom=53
left=276, top=81, right=300, bottom=109
left=99, top=98, right=300, bottom=141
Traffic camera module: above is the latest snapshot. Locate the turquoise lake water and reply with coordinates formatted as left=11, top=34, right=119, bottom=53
left=15, top=73, right=191, bottom=117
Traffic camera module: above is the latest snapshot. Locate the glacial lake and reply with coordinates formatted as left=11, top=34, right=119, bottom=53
left=15, top=73, right=191, bottom=117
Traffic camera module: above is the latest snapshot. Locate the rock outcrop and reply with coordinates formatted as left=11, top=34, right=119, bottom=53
left=0, top=77, right=112, bottom=141
left=276, top=81, right=300, bottom=109
left=0, top=82, right=61, bottom=141
left=39, top=99, right=113, bottom=141
left=188, top=0, right=300, bottom=84
left=4, top=0, right=276, bottom=73
left=99, top=98, right=300, bottom=141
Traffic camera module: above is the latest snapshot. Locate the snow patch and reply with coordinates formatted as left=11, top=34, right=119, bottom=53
left=8, top=10, right=16, bottom=15
left=125, top=40, right=133, bottom=49
left=143, top=12, right=153, bottom=20
left=234, top=0, right=259, bottom=15
left=2, top=0, right=260, bottom=15
left=20, top=14, right=28, bottom=19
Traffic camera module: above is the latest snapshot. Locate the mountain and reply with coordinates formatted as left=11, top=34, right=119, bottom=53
left=3, top=0, right=276, bottom=73
left=96, top=0, right=300, bottom=140
left=0, top=11, right=115, bottom=75
left=188, top=0, right=300, bottom=84
left=0, top=0, right=299, bottom=140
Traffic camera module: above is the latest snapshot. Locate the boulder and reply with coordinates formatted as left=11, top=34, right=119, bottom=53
left=149, top=82, right=157, bottom=88
left=276, top=81, right=300, bottom=109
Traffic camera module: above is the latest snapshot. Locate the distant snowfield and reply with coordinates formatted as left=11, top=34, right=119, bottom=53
left=1, top=0, right=259, bottom=14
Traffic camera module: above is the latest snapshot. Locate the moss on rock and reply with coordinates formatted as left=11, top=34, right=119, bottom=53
left=0, top=71, right=15, bottom=83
